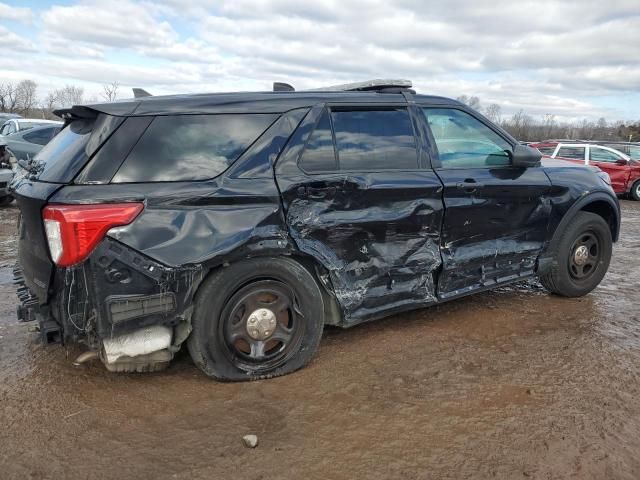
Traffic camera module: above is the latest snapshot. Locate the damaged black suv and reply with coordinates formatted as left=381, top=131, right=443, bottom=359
left=13, top=80, right=620, bottom=380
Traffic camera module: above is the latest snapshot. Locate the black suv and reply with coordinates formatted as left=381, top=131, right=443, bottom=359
left=12, top=80, right=620, bottom=380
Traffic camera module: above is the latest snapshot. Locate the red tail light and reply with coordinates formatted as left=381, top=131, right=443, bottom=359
left=42, top=203, right=144, bottom=267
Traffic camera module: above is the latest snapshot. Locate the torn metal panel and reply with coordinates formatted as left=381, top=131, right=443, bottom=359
left=278, top=169, right=444, bottom=325
left=435, top=167, right=553, bottom=298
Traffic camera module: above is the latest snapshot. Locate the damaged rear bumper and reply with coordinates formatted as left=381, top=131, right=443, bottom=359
left=14, top=237, right=205, bottom=371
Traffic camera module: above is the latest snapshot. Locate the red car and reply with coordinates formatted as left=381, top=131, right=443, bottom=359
left=531, top=142, right=640, bottom=200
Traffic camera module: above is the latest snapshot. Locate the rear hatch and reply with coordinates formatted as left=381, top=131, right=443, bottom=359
left=13, top=109, right=124, bottom=302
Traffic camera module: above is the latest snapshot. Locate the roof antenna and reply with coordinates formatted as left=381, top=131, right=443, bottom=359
left=132, top=88, right=152, bottom=98
left=273, top=82, right=295, bottom=92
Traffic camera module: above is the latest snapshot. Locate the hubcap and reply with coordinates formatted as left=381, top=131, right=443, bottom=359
left=573, top=245, right=589, bottom=266
left=569, top=231, right=601, bottom=280
left=246, top=308, right=277, bottom=340
left=219, top=280, right=304, bottom=370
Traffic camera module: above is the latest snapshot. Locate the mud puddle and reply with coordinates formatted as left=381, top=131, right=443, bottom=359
left=1, top=202, right=639, bottom=479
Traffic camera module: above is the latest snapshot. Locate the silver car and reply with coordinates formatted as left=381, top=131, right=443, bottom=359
left=4, top=124, right=62, bottom=162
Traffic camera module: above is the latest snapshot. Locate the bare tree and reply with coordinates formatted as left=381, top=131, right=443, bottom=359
left=542, top=114, right=556, bottom=139
left=0, top=80, right=38, bottom=115
left=101, top=81, right=120, bottom=102
left=455, top=95, right=481, bottom=111
left=485, top=103, right=502, bottom=123
left=46, top=85, right=85, bottom=110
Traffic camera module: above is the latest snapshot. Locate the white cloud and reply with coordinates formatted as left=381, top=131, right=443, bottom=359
left=0, top=2, right=32, bottom=23
left=0, top=0, right=638, bottom=120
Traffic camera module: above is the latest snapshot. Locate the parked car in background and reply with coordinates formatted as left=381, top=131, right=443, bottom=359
left=584, top=141, right=640, bottom=161
left=0, top=118, right=62, bottom=136
left=530, top=142, right=640, bottom=199
left=0, top=113, right=22, bottom=124
left=0, top=137, right=14, bottom=206
left=12, top=80, right=619, bottom=380
left=4, top=124, right=62, bottom=162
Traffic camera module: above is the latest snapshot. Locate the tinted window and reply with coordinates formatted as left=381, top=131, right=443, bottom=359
left=331, top=108, right=418, bottom=171
left=35, top=114, right=121, bottom=183
left=590, top=148, right=623, bottom=163
left=556, top=147, right=585, bottom=161
left=113, top=114, right=277, bottom=182
left=299, top=109, right=337, bottom=172
left=35, top=119, right=94, bottom=182
left=0, top=123, right=11, bottom=135
left=23, top=127, right=54, bottom=146
left=423, top=108, right=511, bottom=168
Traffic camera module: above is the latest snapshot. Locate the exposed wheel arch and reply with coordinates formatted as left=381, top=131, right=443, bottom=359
left=197, top=252, right=344, bottom=327
left=556, top=193, right=620, bottom=245
left=538, top=192, right=619, bottom=275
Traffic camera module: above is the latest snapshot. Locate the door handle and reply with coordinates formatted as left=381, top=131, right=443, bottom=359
left=456, top=179, right=484, bottom=192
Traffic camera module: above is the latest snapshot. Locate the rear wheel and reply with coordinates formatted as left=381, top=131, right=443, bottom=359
left=631, top=180, right=640, bottom=201
left=188, top=257, right=324, bottom=381
left=540, top=212, right=612, bottom=297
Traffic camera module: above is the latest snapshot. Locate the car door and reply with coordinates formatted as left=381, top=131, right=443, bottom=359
left=421, top=106, right=552, bottom=299
left=587, top=146, right=629, bottom=193
left=275, top=104, right=445, bottom=324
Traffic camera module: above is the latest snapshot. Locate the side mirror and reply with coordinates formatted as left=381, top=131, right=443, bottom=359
left=510, top=143, right=541, bottom=167
left=616, top=158, right=628, bottom=166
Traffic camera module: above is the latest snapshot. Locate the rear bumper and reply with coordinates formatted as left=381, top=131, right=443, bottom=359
left=15, top=237, right=205, bottom=347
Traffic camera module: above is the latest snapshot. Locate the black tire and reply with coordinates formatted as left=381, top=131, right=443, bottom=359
left=0, top=195, right=13, bottom=207
left=540, top=211, right=612, bottom=297
left=188, top=257, right=324, bottom=381
left=631, top=180, right=640, bottom=201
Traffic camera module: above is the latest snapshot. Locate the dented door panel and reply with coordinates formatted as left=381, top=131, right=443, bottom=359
left=436, top=167, right=552, bottom=297
left=277, top=170, right=444, bottom=324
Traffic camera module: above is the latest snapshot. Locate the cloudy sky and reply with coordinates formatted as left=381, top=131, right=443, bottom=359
left=2, top=0, right=639, bottom=121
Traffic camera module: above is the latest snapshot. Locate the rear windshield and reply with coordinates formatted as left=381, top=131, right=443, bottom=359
left=34, top=114, right=123, bottom=183
left=112, top=114, right=278, bottom=183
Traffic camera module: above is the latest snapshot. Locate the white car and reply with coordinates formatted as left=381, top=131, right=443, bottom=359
left=0, top=118, right=62, bottom=136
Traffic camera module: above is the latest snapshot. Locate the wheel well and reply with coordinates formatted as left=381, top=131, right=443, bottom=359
left=580, top=200, right=618, bottom=241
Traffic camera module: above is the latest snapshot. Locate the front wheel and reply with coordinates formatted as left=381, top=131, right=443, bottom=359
left=188, top=257, right=324, bottom=381
left=540, top=211, right=612, bottom=297
left=631, top=181, right=640, bottom=201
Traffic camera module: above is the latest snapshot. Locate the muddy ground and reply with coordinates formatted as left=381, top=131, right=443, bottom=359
left=0, top=201, right=638, bottom=480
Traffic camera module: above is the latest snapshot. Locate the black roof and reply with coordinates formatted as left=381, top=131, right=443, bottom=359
left=58, top=91, right=460, bottom=118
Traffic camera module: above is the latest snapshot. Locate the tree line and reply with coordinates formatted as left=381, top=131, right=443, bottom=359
left=0, top=79, right=637, bottom=142
left=457, top=95, right=640, bottom=143
left=0, top=79, right=119, bottom=120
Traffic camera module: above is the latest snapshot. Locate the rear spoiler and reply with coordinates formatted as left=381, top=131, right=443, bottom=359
left=132, top=88, right=152, bottom=98
left=52, top=105, right=99, bottom=123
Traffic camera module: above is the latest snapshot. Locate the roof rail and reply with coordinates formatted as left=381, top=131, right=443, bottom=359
left=307, top=79, right=413, bottom=92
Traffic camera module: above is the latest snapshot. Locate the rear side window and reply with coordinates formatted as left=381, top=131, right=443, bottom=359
left=556, top=147, right=585, bottom=161
left=331, top=108, right=418, bottom=171
left=112, top=114, right=277, bottom=182
left=628, top=146, right=640, bottom=159
left=35, top=119, right=94, bottom=182
left=589, top=148, right=623, bottom=163
left=299, top=109, right=337, bottom=172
